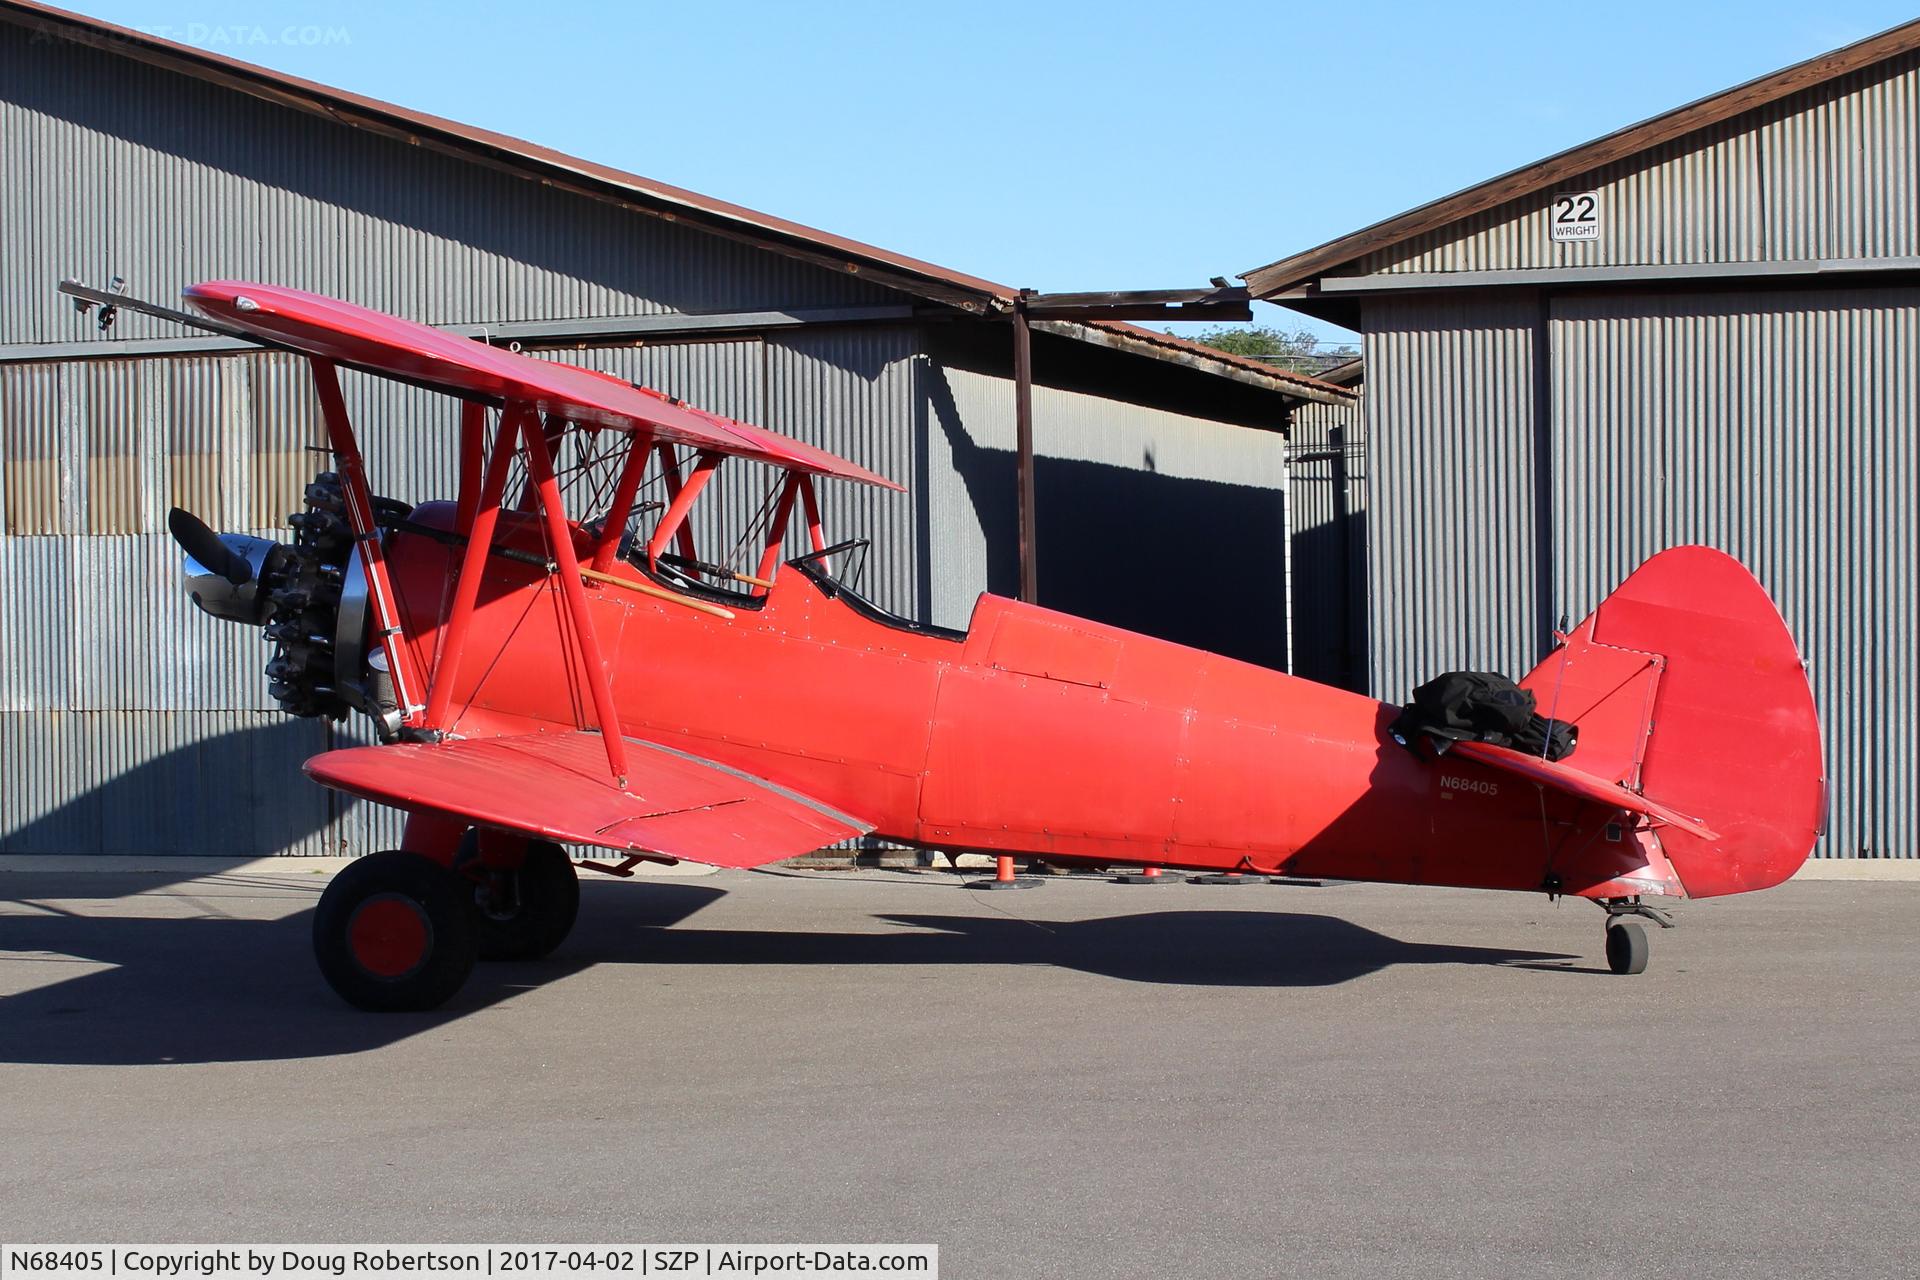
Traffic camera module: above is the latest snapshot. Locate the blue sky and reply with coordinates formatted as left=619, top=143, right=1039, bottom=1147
left=76, top=0, right=1920, bottom=345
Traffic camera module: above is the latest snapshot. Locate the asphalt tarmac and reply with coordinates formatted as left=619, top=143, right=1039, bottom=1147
left=0, top=868, right=1914, bottom=1279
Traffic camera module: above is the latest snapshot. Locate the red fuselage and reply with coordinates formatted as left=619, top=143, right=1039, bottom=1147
left=386, top=504, right=1662, bottom=900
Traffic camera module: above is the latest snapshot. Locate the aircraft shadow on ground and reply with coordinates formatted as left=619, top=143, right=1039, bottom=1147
left=600, top=907, right=1579, bottom=989
left=0, top=879, right=1577, bottom=1067
left=0, top=879, right=719, bottom=1067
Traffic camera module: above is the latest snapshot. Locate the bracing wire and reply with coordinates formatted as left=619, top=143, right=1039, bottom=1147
left=580, top=432, right=625, bottom=517
left=722, top=473, right=784, bottom=573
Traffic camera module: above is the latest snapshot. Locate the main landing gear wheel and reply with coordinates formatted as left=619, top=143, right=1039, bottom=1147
left=456, top=835, right=580, bottom=961
left=313, top=850, right=476, bottom=1011
left=1605, top=921, right=1651, bottom=975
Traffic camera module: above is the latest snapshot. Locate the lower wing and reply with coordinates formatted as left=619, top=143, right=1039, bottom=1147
left=305, top=731, right=872, bottom=868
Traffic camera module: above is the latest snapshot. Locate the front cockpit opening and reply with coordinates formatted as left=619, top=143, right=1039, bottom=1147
left=560, top=439, right=964, bottom=641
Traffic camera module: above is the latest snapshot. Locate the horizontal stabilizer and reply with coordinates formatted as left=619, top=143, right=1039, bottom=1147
left=1448, top=740, right=1718, bottom=840
left=307, top=732, right=872, bottom=867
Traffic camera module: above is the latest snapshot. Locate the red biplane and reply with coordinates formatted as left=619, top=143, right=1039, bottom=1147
left=94, top=280, right=1823, bottom=1008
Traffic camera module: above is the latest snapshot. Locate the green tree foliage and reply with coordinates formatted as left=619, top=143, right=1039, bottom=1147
left=1185, top=324, right=1356, bottom=373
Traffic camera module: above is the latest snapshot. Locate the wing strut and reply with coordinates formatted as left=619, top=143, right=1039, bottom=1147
left=646, top=450, right=722, bottom=566
left=589, top=430, right=655, bottom=573
left=752, top=474, right=804, bottom=593
left=519, top=406, right=631, bottom=788
left=454, top=400, right=486, bottom=536
left=422, top=404, right=523, bottom=732
left=311, top=356, right=426, bottom=726
left=652, top=444, right=703, bottom=565
left=798, top=473, right=830, bottom=572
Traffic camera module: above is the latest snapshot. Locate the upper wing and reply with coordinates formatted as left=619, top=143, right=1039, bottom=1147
left=182, top=280, right=901, bottom=490
left=1448, top=740, right=1718, bottom=840
left=306, top=731, right=873, bottom=868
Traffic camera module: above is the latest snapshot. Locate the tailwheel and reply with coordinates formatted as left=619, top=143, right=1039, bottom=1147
left=456, top=834, right=580, bottom=961
left=313, top=850, right=477, bottom=1011
left=1605, top=921, right=1651, bottom=975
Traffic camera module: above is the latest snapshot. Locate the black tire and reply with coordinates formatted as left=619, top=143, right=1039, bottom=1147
left=456, top=835, right=580, bottom=961
left=313, top=851, right=477, bottom=1011
left=1605, top=921, right=1650, bottom=975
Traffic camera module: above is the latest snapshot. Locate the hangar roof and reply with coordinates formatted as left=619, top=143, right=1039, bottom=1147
left=1243, top=18, right=1920, bottom=301
left=0, top=0, right=1349, bottom=406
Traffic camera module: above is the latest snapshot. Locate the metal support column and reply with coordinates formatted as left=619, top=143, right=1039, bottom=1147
left=1013, top=289, right=1038, bottom=605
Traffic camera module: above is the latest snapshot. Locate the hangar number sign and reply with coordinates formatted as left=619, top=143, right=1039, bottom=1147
left=1551, top=191, right=1601, bottom=241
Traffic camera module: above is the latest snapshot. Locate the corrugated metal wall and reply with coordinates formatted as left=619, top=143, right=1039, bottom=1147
left=2, top=352, right=363, bottom=854
left=1360, top=296, right=1546, bottom=700
left=1287, top=394, right=1367, bottom=689
left=1356, top=49, right=1920, bottom=275
left=0, top=19, right=897, bottom=348
left=1550, top=288, right=1917, bottom=858
left=1358, top=287, right=1916, bottom=858
left=766, top=330, right=924, bottom=617
left=1287, top=35, right=1918, bottom=859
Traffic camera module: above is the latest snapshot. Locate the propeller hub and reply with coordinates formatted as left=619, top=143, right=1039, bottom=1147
left=177, top=529, right=281, bottom=624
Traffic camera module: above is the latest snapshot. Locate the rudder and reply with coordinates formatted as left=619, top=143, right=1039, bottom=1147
left=1521, top=546, right=1825, bottom=898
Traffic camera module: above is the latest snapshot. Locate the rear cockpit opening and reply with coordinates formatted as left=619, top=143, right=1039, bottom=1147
left=789, top=541, right=967, bottom=642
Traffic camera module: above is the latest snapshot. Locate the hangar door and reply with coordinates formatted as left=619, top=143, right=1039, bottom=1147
left=1547, top=287, right=1917, bottom=859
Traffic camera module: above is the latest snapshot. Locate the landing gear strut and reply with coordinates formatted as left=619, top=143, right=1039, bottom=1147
left=454, top=834, right=581, bottom=960
left=1598, top=896, right=1675, bottom=975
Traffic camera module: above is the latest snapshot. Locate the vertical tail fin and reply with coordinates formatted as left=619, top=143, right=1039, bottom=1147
left=1521, top=546, right=1825, bottom=898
